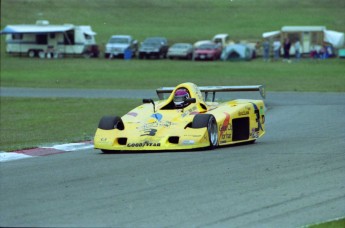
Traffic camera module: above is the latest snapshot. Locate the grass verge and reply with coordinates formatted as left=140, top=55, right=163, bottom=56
left=0, top=97, right=140, bottom=151
left=308, top=217, right=345, bottom=228
left=1, top=58, right=345, bottom=92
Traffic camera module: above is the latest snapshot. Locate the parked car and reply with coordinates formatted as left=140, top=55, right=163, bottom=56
left=138, top=37, right=169, bottom=59
left=193, top=41, right=222, bottom=61
left=167, top=43, right=193, bottom=60
left=104, top=35, right=138, bottom=58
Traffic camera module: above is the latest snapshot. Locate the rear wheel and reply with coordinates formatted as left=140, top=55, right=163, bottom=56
left=192, top=114, right=218, bottom=149
left=38, top=50, right=45, bottom=58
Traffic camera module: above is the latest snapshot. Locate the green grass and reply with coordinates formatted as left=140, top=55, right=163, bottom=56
left=1, top=0, right=344, bottom=44
left=1, top=0, right=344, bottom=92
left=308, top=218, right=345, bottom=228
left=0, top=97, right=141, bottom=151
left=1, top=58, right=345, bottom=92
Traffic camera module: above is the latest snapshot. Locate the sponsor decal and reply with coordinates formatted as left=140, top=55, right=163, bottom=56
left=203, top=134, right=208, bottom=141
left=250, top=102, right=264, bottom=131
left=251, top=128, right=259, bottom=138
left=245, top=105, right=252, bottom=111
left=238, top=110, right=249, bottom=116
left=184, top=134, right=202, bottom=138
left=260, top=106, right=264, bottom=115
left=260, top=106, right=265, bottom=124
left=181, top=106, right=197, bottom=117
left=138, top=121, right=173, bottom=132
left=127, top=141, right=161, bottom=147
left=141, top=128, right=157, bottom=136
left=182, top=140, right=195, bottom=145
left=189, top=111, right=199, bottom=116
left=220, top=112, right=232, bottom=140
left=151, top=113, right=163, bottom=121
left=127, top=112, right=138, bottom=117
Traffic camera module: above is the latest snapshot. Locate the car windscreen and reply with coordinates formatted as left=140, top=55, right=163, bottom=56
left=143, top=41, right=161, bottom=46
left=172, top=44, right=190, bottom=49
left=197, top=44, right=216, bottom=50
left=109, top=37, right=129, bottom=44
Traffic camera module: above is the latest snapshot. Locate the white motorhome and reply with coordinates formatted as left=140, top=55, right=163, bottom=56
left=1, top=20, right=99, bottom=58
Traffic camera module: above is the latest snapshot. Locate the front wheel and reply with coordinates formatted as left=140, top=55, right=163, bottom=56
left=192, top=114, right=218, bottom=149
left=98, top=116, right=124, bottom=130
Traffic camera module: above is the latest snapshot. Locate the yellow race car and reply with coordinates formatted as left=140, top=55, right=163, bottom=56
left=94, top=82, right=265, bottom=152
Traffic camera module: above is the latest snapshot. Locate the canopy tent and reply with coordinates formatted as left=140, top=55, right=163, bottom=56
left=324, top=30, right=344, bottom=48
left=262, top=31, right=280, bottom=39
left=262, top=26, right=344, bottom=49
left=221, top=44, right=252, bottom=61
left=281, top=26, right=326, bottom=32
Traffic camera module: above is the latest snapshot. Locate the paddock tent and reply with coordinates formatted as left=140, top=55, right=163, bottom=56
left=324, top=30, right=344, bottom=48
left=221, top=44, right=252, bottom=61
left=262, top=26, right=344, bottom=53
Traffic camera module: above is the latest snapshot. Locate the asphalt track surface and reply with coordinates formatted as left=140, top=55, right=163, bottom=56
left=1, top=88, right=345, bottom=227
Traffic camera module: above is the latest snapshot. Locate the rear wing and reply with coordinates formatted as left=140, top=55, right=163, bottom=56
left=156, top=85, right=266, bottom=101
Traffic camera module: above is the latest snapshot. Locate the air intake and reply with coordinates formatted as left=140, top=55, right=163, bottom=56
left=168, top=136, right=179, bottom=144
left=118, top=138, right=127, bottom=145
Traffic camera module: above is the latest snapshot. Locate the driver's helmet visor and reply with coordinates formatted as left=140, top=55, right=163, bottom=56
left=174, top=95, right=187, bottom=103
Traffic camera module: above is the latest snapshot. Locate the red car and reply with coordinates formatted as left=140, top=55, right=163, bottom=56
left=193, top=41, right=222, bottom=61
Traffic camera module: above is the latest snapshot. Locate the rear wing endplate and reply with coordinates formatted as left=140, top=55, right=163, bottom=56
left=156, top=85, right=266, bottom=101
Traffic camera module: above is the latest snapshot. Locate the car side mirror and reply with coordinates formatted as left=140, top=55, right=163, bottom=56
left=143, top=99, right=156, bottom=112
left=184, top=98, right=196, bottom=104
left=143, top=99, right=153, bottom=104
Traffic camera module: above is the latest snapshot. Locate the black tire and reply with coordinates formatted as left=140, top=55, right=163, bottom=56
left=38, top=50, right=45, bottom=59
left=28, top=50, right=36, bottom=58
left=192, top=114, right=218, bottom=149
left=98, top=116, right=123, bottom=130
left=101, top=149, right=112, bottom=154
left=83, top=52, right=92, bottom=58
left=248, top=140, right=256, bottom=144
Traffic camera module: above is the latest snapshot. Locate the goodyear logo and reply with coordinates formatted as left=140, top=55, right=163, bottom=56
left=127, top=142, right=161, bottom=147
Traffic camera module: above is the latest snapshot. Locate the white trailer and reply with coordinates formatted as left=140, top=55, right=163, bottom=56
left=0, top=20, right=99, bottom=58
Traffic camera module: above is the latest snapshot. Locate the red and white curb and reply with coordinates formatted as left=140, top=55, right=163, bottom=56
left=0, top=141, right=94, bottom=162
